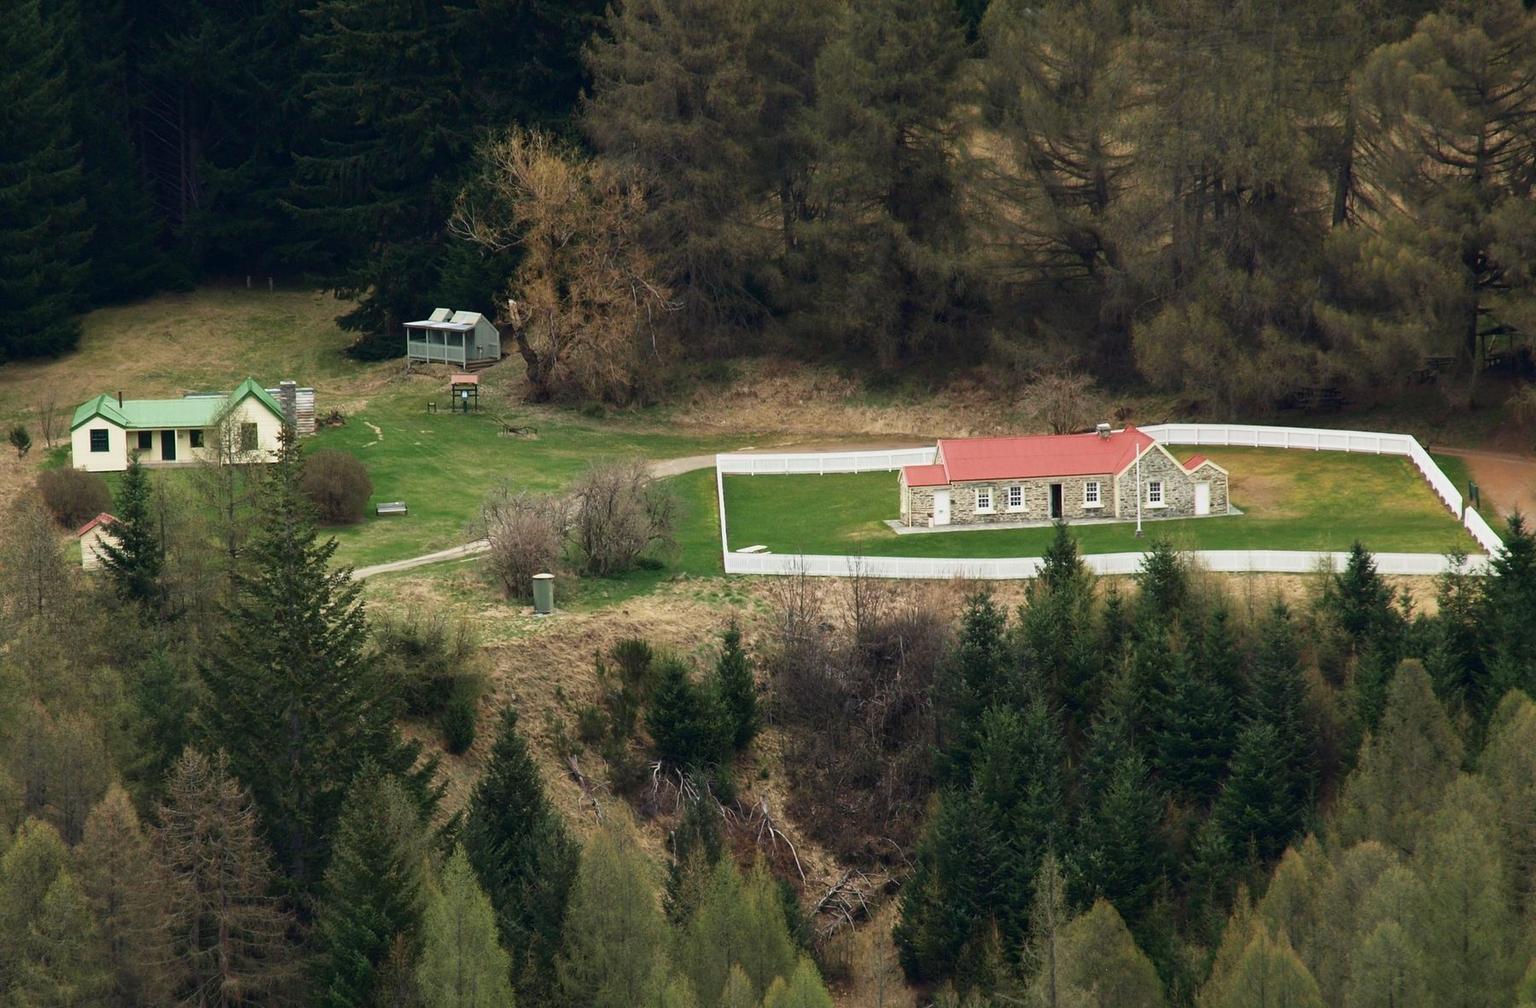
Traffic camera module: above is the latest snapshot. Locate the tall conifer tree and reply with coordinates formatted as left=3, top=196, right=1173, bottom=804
left=0, top=0, right=91, bottom=360
left=98, top=454, right=164, bottom=610
left=199, top=429, right=426, bottom=894
left=461, top=706, right=578, bottom=1002
left=313, top=774, right=432, bottom=1008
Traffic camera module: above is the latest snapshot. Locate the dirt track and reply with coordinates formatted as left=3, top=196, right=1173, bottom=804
left=1434, top=447, right=1536, bottom=522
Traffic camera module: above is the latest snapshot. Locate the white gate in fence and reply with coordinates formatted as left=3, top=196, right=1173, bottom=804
left=713, top=424, right=1502, bottom=579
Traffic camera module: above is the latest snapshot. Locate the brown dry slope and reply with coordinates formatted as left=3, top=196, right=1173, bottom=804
left=1435, top=447, right=1536, bottom=524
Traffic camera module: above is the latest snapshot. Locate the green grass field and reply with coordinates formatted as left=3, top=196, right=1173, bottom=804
left=310, top=389, right=735, bottom=566
left=722, top=447, right=1480, bottom=558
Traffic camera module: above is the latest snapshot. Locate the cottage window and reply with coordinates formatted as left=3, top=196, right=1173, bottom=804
left=89, top=429, right=109, bottom=453
left=1147, top=480, right=1164, bottom=506
left=1006, top=485, right=1024, bottom=511
left=975, top=487, right=994, bottom=513
left=190, top=429, right=205, bottom=449
left=137, top=431, right=152, bottom=452
left=1084, top=481, right=1102, bottom=507
left=240, top=423, right=259, bottom=451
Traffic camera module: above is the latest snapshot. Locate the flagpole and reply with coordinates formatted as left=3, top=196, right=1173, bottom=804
left=1135, top=438, right=1144, bottom=537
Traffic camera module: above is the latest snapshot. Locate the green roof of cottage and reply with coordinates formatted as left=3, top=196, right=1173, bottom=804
left=71, top=378, right=285, bottom=432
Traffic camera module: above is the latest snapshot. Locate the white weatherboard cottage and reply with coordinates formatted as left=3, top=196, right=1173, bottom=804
left=70, top=378, right=287, bottom=473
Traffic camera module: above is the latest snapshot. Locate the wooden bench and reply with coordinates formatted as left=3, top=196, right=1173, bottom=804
left=376, top=501, right=408, bottom=516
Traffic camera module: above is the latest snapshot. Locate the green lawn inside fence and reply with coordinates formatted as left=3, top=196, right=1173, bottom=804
left=721, top=446, right=1481, bottom=558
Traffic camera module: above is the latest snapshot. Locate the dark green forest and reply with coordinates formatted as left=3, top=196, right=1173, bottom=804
left=4, top=0, right=1536, bottom=409
left=6, top=423, right=1536, bottom=1005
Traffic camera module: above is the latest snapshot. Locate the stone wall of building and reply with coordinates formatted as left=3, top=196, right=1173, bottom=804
left=901, top=447, right=1230, bottom=528
left=1112, top=447, right=1215, bottom=519
left=904, top=474, right=1119, bottom=525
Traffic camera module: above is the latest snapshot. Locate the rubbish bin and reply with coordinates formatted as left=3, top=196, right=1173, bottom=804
left=532, top=573, right=555, bottom=615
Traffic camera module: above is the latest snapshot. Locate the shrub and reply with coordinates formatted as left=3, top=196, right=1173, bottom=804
left=569, top=460, right=677, bottom=576
left=372, top=613, right=483, bottom=718
left=441, top=683, right=478, bottom=754
left=8, top=424, right=31, bottom=458
left=481, top=487, right=567, bottom=600
left=645, top=657, right=730, bottom=771
left=300, top=449, right=372, bottom=524
left=37, top=467, right=111, bottom=528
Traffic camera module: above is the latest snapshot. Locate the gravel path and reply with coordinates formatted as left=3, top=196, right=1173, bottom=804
left=1433, top=446, right=1536, bottom=523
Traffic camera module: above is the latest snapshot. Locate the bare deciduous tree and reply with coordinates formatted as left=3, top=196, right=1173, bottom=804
left=569, top=461, right=677, bottom=577
left=452, top=129, right=677, bottom=404
left=481, top=488, right=568, bottom=600
left=1019, top=370, right=1099, bottom=434
left=37, top=398, right=60, bottom=449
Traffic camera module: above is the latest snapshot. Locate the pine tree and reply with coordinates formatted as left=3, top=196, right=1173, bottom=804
left=0, top=0, right=91, bottom=361
left=1072, top=746, right=1166, bottom=926
left=461, top=705, right=578, bottom=1002
left=1196, top=921, right=1323, bottom=1008
left=1245, top=603, right=1317, bottom=817
left=1483, top=515, right=1536, bottom=704
left=1333, top=661, right=1462, bottom=854
left=664, top=788, right=724, bottom=924
left=313, top=774, right=432, bottom=1008
left=11, top=868, right=112, bottom=1007
left=76, top=785, right=179, bottom=1007
left=1210, top=722, right=1309, bottom=864
left=1147, top=646, right=1235, bottom=805
left=1020, top=851, right=1072, bottom=1007
left=1134, top=539, right=1187, bottom=619
left=416, top=847, right=515, bottom=1008
left=894, top=789, right=1010, bottom=986
left=97, top=453, right=164, bottom=610
left=0, top=819, right=70, bottom=991
left=718, top=965, right=758, bottom=1008
left=157, top=749, right=302, bottom=1006
left=646, top=657, right=730, bottom=771
left=1406, top=776, right=1517, bottom=1008
left=582, top=0, right=772, bottom=338
left=199, top=428, right=425, bottom=894
left=1021, top=523, right=1101, bottom=722
left=558, top=823, right=671, bottom=1008
left=969, top=699, right=1066, bottom=943
left=760, top=957, right=835, bottom=1008
left=1330, top=542, right=1401, bottom=655
left=675, top=858, right=798, bottom=1005
left=935, top=591, right=1017, bottom=785
left=1479, top=691, right=1536, bottom=915
left=1056, top=899, right=1167, bottom=1008
left=798, top=0, right=979, bottom=367
left=46, top=0, right=164, bottom=303
left=712, top=623, right=759, bottom=751
left=1342, top=919, right=1425, bottom=1008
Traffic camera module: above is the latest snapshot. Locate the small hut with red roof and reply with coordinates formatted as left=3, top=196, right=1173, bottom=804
left=899, top=425, right=1228, bottom=528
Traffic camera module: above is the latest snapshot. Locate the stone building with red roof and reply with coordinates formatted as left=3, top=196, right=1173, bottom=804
left=899, top=426, right=1229, bottom=527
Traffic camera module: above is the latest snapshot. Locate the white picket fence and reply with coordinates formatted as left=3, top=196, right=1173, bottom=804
left=714, top=423, right=1503, bottom=579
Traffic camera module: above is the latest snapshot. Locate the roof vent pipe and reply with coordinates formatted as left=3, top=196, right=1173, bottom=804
left=1096, top=422, right=1112, bottom=439
left=117, top=391, right=123, bottom=407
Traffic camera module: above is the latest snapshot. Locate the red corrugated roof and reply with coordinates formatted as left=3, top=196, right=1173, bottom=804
left=932, top=427, right=1153, bottom=482
left=1183, top=454, right=1209, bottom=470
left=903, top=464, right=950, bottom=487
left=76, top=512, right=117, bottom=537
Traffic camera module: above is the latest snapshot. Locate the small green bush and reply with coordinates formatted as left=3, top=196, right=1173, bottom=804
left=300, top=448, right=372, bottom=524
left=37, top=467, right=111, bottom=528
left=8, top=424, right=31, bottom=458
left=441, top=684, right=478, bottom=754
left=372, top=614, right=482, bottom=718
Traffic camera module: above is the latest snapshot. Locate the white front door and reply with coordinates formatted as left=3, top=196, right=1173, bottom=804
left=932, top=490, right=951, bottom=527
left=1194, top=482, right=1211, bottom=516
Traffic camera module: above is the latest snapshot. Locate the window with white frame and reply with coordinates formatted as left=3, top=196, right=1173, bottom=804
left=1006, top=485, right=1024, bottom=511
left=975, top=486, right=994, bottom=512
left=1084, top=481, right=1102, bottom=507
left=1147, top=480, right=1164, bottom=505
